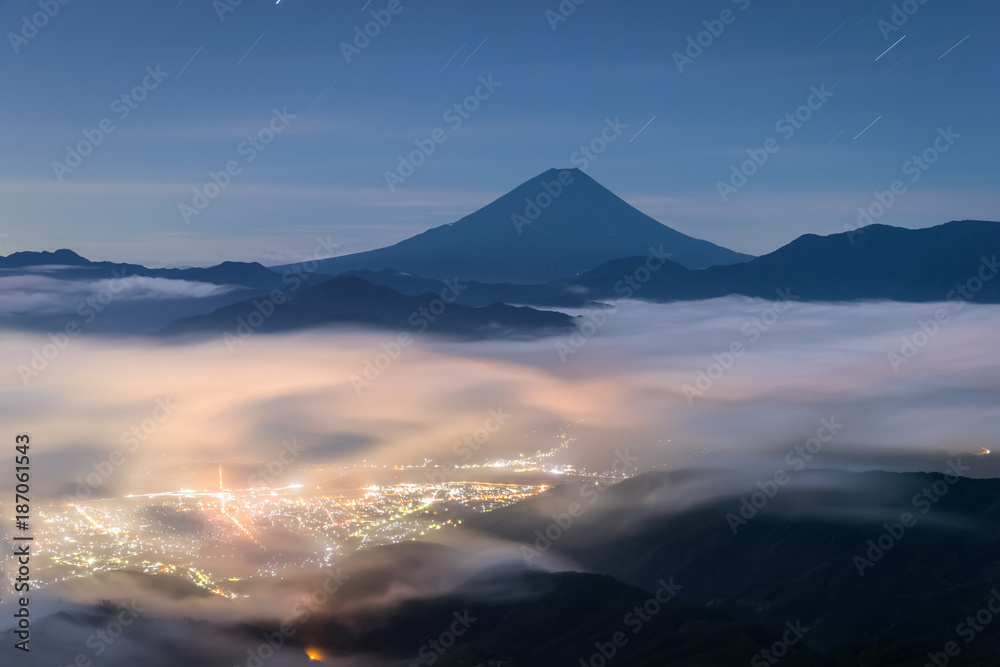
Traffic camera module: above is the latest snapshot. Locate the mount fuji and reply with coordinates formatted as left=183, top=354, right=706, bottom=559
left=275, top=168, right=752, bottom=283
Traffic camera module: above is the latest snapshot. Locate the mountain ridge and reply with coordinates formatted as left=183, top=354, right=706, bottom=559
left=163, top=274, right=575, bottom=339
left=0, top=249, right=288, bottom=291
left=573, top=219, right=1000, bottom=303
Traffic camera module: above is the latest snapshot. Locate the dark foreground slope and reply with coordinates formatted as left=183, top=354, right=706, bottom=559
left=464, top=467, right=1000, bottom=657
left=16, top=467, right=1000, bottom=666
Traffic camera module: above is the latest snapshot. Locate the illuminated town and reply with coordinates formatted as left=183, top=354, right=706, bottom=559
left=8, top=431, right=638, bottom=598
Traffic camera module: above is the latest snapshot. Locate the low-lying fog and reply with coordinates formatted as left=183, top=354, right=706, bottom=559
left=3, top=297, right=998, bottom=502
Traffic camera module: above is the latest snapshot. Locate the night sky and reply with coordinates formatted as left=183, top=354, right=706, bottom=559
left=2, top=0, right=997, bottom=266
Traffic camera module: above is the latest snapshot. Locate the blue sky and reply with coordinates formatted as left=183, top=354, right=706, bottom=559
left=1, top=0, right=997, bottom=267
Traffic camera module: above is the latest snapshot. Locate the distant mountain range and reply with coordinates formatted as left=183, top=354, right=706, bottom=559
left=0, top=248, right=577, bottom=338
left=0, top=249, right=320, bottom=334
left=315, top=220, right=1000, bottom=308
left=164, top=275, right=574, bottom=339
left=274, top=168, right=754, bottom=283
left=339, top=268, right=590, bottom=308
left=3, top=172, right=999, bottom=337
left=572, top=220, right=1000, bottom=303
left=0, top=248, right=288, bottom=291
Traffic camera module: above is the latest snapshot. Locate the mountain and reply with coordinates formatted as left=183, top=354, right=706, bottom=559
left=574, top=220, right=1000, bottom=303
left=296, top=564, right=823, bottom=666
left=21, top=468, right=1000, bottom=666
left=275, top=169, right=753, bottom=283
left=0, top=248, right=94, bottom=268
left=341, top=268, right=590, bottom=308
left=0, top=249, right=313, bottom=334
left=22, top=556, right=843, bottom=667
left=332, top=220, right=1000, bottom=308
left=10, top=217, right=1000, bottom=338
left=0, top=248, right=289, bottom=291
left=164, top=275, right=575, bottom=339
left=462, top=467, right=1000, bottom=655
